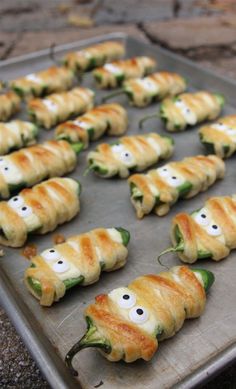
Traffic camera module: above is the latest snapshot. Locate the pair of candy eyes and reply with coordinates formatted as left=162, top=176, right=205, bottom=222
left=194, top=210, right=222, bottom=236
left=117, top=293, right=149, bottom=324
left=214, top=123, right=236, bottom=135
left=157, top=167, right=184, bottom=186
left=42, top=249, right=69, bottom=273
left=111, top=144, right=134, bottom=163
left=8, top=196, right=33, bottom=218
left=175, top=99, right=192, bottom=114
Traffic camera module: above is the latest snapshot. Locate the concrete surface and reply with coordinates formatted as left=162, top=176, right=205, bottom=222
left=1, top=0, right=236, bottom=388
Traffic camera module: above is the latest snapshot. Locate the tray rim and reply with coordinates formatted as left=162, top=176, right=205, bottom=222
left=0, top=31, right=236, bottom=389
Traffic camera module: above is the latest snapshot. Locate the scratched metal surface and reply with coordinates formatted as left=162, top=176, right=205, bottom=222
left=0, top=33, right=236, bottom=389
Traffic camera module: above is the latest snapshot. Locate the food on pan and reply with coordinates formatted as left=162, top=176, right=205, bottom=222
left=103, top=72, right=187, bottom=107
left=63, top=41, right=125, bottom=72
left=140, top=91, right=224, bottom=131
left=0, top=177, right=81, bottom=248
left=199, top=115, right=236, bottom=158
left=28, top=87, right=94, bottom=129
left=0, top=91, right=21, bottom=121
left=0, top=120, right=38, bottom=155
left=86, top=133, right=174, bottom=178
left=0, top=140, right=79, bottom=199
left=128, top=155, right=225, bottom=218
left=159, top=194, right=236, bottom=263
left=65, top=265, right=214, bottom=375
left=9, top=66, right=74, bottom=99
left=55, top=103, right=128, bottom=150
left=25, top=227, right=130, bottom=306
left=93, top=57, right=156, bottom=89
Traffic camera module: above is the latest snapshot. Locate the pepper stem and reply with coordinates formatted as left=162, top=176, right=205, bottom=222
left=49, top=43, right=60, bottom=66
left=139, top=113, right=159, bottom=129
left=101, top=89, right=125, bottom=103
left=83, top=163, right=95, bottom=177
left=65, top=317, right=111, bottom=377
left=157, top=244, right=184, bottom=269
left=71, top=142, right=84, bottom=154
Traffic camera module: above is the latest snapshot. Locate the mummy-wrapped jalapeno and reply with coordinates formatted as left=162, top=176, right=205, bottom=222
left=0, top=140, right=78, bottom=199
left=93, top=57, right=156, bottom=89
left=25, top=227, right=130, bottom=306
left=199, top=115, right=236, bottom=158
left=28, top=87, right=94, bottom=129
left=86, top=133, right=174, bottom=178
left=103, top=72, right=187, bottom=107
left=0, top=91, right=21, bottom=121
left=9, top=66, right=74, bottom=100
left=159, top=195, right=236, bottom=264
left=63, top=41, right=125, bottom=72
left=55, top=103, right=128, bottom=150
left=129, top=155, right=225, bottom=218
left=0, top=120, right=38, bottom=155
left=0, top=177, right=81, bottom=248
left=65, top=265, right=214, bottom=375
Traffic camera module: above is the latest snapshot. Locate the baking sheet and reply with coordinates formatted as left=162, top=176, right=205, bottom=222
left=1, top=32, right=236, bottom=389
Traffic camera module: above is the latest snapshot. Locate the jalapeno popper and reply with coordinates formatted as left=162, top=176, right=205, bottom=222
left=0, top=120, right=38, bottom=155
left=25, top=227, right=130, bottom=306
left=86, top=133, right=174, bottom=178
left=63, top=41, right=125, bottom=72
left=93, top=57, right=156, bottom=89
left=0, top=90, right=21, bottom=121
left=65, top=265, right=214, bottom=374
left=129, top=155, right=225, bottom=218
left=28, top=87, right=94, bottom=129
left=0, top=177, right=81, bottom=248
left=140, top=91, right=224, bottom=132
left=0, top=140, right=78, bottom=199
left=55, top=103, right=128, bottom=150
left=9, top=66, right=74, bottom=100
left=103, top=72, right=187, bottom=107
left=199, top=115, right=236, bottom=158
left=159, top=194, right=236, bottom=264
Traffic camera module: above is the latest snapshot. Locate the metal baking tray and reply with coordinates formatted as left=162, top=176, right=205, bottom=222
left=1, top=32, right=236, bottom=389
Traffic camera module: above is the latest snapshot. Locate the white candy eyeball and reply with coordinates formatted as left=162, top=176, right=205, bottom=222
left=42, top=249, right=60, bottom=262
left=120, top=150, right=134, bottom=164
left=227, top=128, right=236, bottom=136
left=118, top=292, right=136, bottom=309
left=8, top=196, right=24, bottom=209
left=129, top=306, right=149, bottom=324
left=207, top=224, right=222, bottom=236
left=111, top=144, right=124, bottom=153
left=166, top=175, right=184, bottom=187
left=17, top=205, right=33, bottom=218
left=194, top=208, right=210, bottom=226
left=0, top=158, right=5, bottom=165
left=53, top=259, right=70, bottom=273
left=157, top=166, right=170, bottom=177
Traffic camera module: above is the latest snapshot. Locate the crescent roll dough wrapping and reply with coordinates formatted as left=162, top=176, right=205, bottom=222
left=9, top=66, right=74, bottom=99
left=0, top=177, right=81, bottom=248
left=0, top=120, right=38, bottom=155
left=129, top=155, right=225, bottom=218
left=25, top=227, right=130, bottom=306
left=0, top=91, right=21, bottom=121
left=0, top=140, right=77, bottom=199
left=63, top=41, right=125, bottom=72
left=55, top=103, right=128, bottom=149
left=199, top=115, right=236, bottom=158
left=170, top=195, right=236, bottom=263
left=160, top=91, right=224, bottom=132
left=28, top=87, right=94, bottom=129
left=65, top=265, right=214, bottom=374
left=86, top=133, right=174, bottom=178
left=93, top=57, right=156, bottom=89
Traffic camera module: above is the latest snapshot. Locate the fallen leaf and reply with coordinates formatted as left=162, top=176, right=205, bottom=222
left=68, top=14, right=94, bottom=28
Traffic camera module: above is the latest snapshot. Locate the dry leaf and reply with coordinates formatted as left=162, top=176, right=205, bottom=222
left=68, top=14, right=94, bottom=27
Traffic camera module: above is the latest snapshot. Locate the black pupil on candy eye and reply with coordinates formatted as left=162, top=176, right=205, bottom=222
left=22, top=207, right=27, bottom=211
left=125, top=153, right=129, bottom=157
left=136, top=308, right=144, bottom=315
left=212, top=225, right=218, bottom=229
left=172, top=176, right=177, bottom=179
left=58, top=260, right=63, bottom=264
left=49, top=249, right=55, bottom=253
left=13, top=198, right=18, bottom=202
left=123, top=294, right=130, bottom=300
left=4, top=167, right=8, bottom=171
left=201, top=214, right=206, bottom=219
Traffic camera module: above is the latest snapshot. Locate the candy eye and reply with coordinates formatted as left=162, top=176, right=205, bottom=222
left=118, top=292, right=136, bottom=309
left=53, top=259, right=70, bottom=273
left=166, top=175, right=184, bottom=187
left=0, top=158, right=5, bottom=165
left=42, top=249, right=60, bottom=262
left=157, top=167, right=170, bottom=177
left=129, top=306, right=149, bottom=324
left=120, top=150, right=134, bottom=164
left=17, top=205, right=33, bottom=218
left=112, top=144, right=124, bottom=153
left=227, top=128, right=236, bottom=136
left=8, top=196, right=24, bottom=209
left=207, top=224, right=222, bottom=236
left=194, top=208, right=210, bottom=226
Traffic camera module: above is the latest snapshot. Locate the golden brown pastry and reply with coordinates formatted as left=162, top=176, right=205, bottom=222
left=0, top=91, right=21, bottom=121
left=0, top=177, right=81, bottom=248
left=129, top=155, right=225, bottom=218
left=25, top=227, right=130, bottom=306
left=0, top=120, right=38, bottom=155
left=65, top=266, right=214, bottom=375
